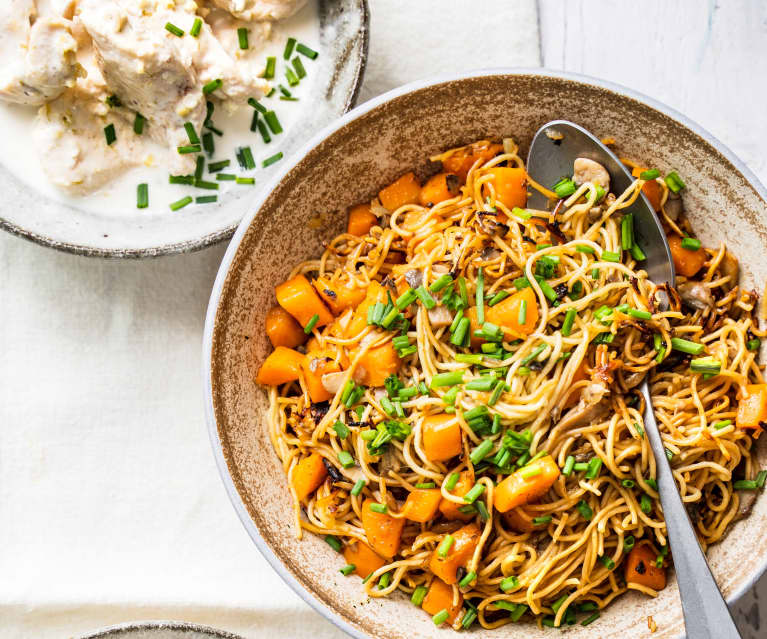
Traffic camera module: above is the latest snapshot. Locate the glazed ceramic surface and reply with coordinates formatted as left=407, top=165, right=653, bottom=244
left=204, top=70, right=767, bottom=638
left=0, top=0, right=368, bottom=258
left=79, top=621, right=244, bottom=639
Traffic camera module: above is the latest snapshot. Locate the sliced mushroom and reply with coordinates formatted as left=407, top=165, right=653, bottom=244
left=587, top=206, right=603, bottom=223
left=405, top=269, right=423, bottom=290
left=573, top=157, right=610, bottom=190
left=664, top=192, right=683, bottom=221
left=622, top=370, right=646, bottom=390
left=720, top=251, right=739, bottom=288
left=321, top=371, right=347, bottom=394
left=678, top=280, right=714, bottom=311
left=428, top=305, right=453, bottom=328
left=557, top=383, right=610, bottom=430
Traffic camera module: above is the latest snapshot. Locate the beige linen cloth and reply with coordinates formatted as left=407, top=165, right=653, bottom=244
left=0, top=2, right=540, bottom=637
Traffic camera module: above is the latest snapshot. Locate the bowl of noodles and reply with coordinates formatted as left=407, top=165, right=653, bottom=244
left=203, top=70, right=767, bottom=638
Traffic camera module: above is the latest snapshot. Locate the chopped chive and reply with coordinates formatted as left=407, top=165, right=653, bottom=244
left=378, top=571, right=391, bottom=589
left=577, top=499, right=593, bottom=520
left=535, top=276, right=558, bottom=302
left=712, top=419, right=732, bottom=430
left=279, top=95, right=300, bottom=103
left=136, top=183, right=148, bottom=209
left=476, top=268, right=485, bottom=324
left=640, top=168, right=660, bottom=180
left=340, top=563, right=355, bottom=575
left=169, top=175, right=194, bottom=185
left=561, top=308, right=576, bottom=336
left=631, top=243, right=647, bottom=261
left=488, top=380, right=504, bottom=406
left=446, top=472, right=460, bottom=491
left=250, top=109, right=259, bottom=132
left=628, top=308, right=652, bottom=320
left=296, top=42, right=319, bottom=59
left=623, top=535, right=636, bottom=552
left=517, top=298, right=527, bottom=325
left=265, top=87, right=275, bottom=97
left=195, top=195, right=217, bottom=204
left=169, top=196, right=193, bottom=211
left=585, top=457, right=603, bottom=479
left=599, top=555, right=615, bottom=570
left=283, top=37, right=297, bottom=59
left=411, top=585, right=428, bottom=606
left=332, top=421, right=349, bottom=439
left=216, top=173, right=236, bottom=181
left=562, top=455, right=575, bottom=476
left=581, top=612, right=600, bottom=627
left=190, top=17, right=202, bottom=37
left=194, top=179, right=218, bottom=190
left=202, top=131, right=215, bottom=155
left=576, top=244, right=595, bottom=254
left=184, top=122, right=200, bottom=145
left=519, top=466, right=541, bottom=480
left=415, top=482, right=436, bottom=489
left=640, top=494, right=652, bottom=514
left=324, top=535, right=342, bottom=552
left=133, top=113, right=145, bottom=135
left=470, top=439, right=494, bottom=465
left=304, top=313, right=319, bottom=334
left=461, top=608, right=478, bottom=629
left=278, top=84, right=292, bottom=97
left=237, top=27, right=249, bottom=49
left=257, top=119, right=272, bottom=144
left=442, top=385, right=459, bottom=406
left=466, top=376, right=496, bottom=391
left=520, top=343, right=547, bottom=366
left=264, top=110, right=283, bottom=134
left=756, top=470, right=767, bottom=488
left=337, top=450, right=354, bottom=468
left=671, top=337, right=704, bottom=355
left=500, top=575, right=519, bottom=592
left=495, top=601, right=518, bottom=613
left=455, top=353, right=483, bottom=365
left=622, top=478, right=636, bottom=488
left=236, top=177, right=255, bottom=185
left=681, top=236, right=702, bottom=251
left=369, top=503, right=387, bottom=514
left=432, top=609, right=449, bottom=626
left=430, top=274, right=453, bottom=293
left=177, top=144, right=201, bottom=154
left=104, top=123, right=116, bottom=146
left=602, top=250, right=621, bottom=262
left=734, top=479, right=759, bottom=490
left=431, top=371, right=464, bottom=388
left=553, top=177, right=576, bottom=199
left=665, top=171, right=686, bottom=193
left=457, top=276, right=469, bottom=307
left=263, top=152, right=283, bottom=167
left=165, top=22, right=184, bottom=37
left=292, top=55, right=307, bottom=79
left=414, top=285, right=437, bottom=309
left=437, top=534, right=455, bottom=558
left=202, top=79, right=222, bottom=94
left=263, top=56, right=276, bottom=79
left=532, top=515, right=552, bottom=525
left=747, top=338, right=761, bottom=351
left=488, top=291, right=510, bottom=306
left=248, top=98, right=268, bottom=114
left=450, top=317, right=470, bottom=346
left=285, top=68, right=299, bottom=86
left=459, top=571, right=476, bottom=588
left=351, top=478, right=365, bottom=496
left=463, top=483, right=485, bottom=503
left=511, top=206, right=532, bottom=220
left=690, top=356, right=721, bottom=374
left=208, top=159, right=230, bottom=173
left=621, top=213, right=634, bottom=250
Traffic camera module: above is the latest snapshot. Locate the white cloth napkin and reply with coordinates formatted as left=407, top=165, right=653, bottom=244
left=0, top=2, right=540, bottom=638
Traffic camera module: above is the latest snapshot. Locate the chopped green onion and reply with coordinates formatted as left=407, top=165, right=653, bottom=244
left=378, top=571, right=391, bottom=589
left=511, top=206, right=532, bottom=220
left=623, top=535, right=636, bottom=552
left=456, top=353, right=483, bottom=365
left=216, top=173, right=236, bottom=181
left=285, top=68, right=299, bottom=86
left=395, top=288, right=417, bottom=310
left=351, top=478, right=365, bottom=496
left=463, top=483, right=485, bottom=503
left=553, top=177, right=576, bottom=199
left=466, top=376, right=496, bottom=391
left=457, top=276, right=469, bottom=307
left=169, top=175, right=194, bottom=185
left=621, top=213, right=634, bottom=250
left=446, top=472, right=460, bottom=491
left=628, top=308, right=652, bottom=320
left=488, top=380, right=504, bottom=407
left=488, top=291, right=510, bottom=306
left=339, top=563, right=355, bottom=576
left=184, top=121, right=199, bottom=145
left=194, top=156, right=205, bottom=180
left=190, top=17, right=202, bottom=37
left=639, top=168, right=660, bottom=180
left=263, top=56, right=276, bottom=79
left=562, top=455, right=575, bottom=476
left=585, top=457, right=603, bottom=479
left=177, top=144, right=201, bottom=154
left=283, top=37, right=297, bottom=59
left=202, top=131, right=214, bottom=155
left=577, top=499, right=593, bottom=520
left=202, top=79, right=222, bottom=94
left=517, top=298, right=527, bottom=325
left=747, top=338, right=761, bottom=351
left=476, top=268, right=485, bottom=324
left=133, top=113, right=145, bottom=135
left=581, top=612, right=600, bottom=627
left=369, top=503, right=387, bottom=514
left=519, top=465, right=542, bottom=480
left=470, top=439, right=494, bottom=465
left=104, top=124, right=116, bottom=146
left=461, top=608, right=478, bottom=628
left=690, top=356, right=721, bottom=374
left=500, top=575, right=519, bottom=592
left=712, top=419, right=732, bottom=429
left=756, top=470, right=767, bottom=488
left=437, top=534, right=455, bottom=558
left=450, top=317, right=470, bottom=347
left=302, top=314, right=319, bottom=334
left=432, top=609, right=449, bottom=626
left=532, top=515, right=552, bottom=525
left=136, top=183, right=148, bottom=209
left=165, top=22, right=184, bottom=37
left=520, top=344, right=547, bottom=367
left=194, top=179, right=218, bottom=190
left=561, top=308, right=576, bottom=336
left=734, top=479, right=759, bottom=490
left=602, top=250, right=621, bottom=262
left=332, top=421, right=349, bottom=440
left=664, top=171, right=686, bottom=193
left=278, top=84, right=292, bottom=97
left=411, top=585, right=428, bottom=606
left=324, top=535, right=342, bottom=552
left=622, top=479, right=636, bottom=488
left=237, top=27, right=249, bottom=49
left=296, top=42, right=319, bottom=59
left=257, top=119, right=272, bottom=144
left=576, top=244, right=595, bottom=254
left=681, top=236, right=702, bottom=251
left=414, top=285, right=436, bottom=309
left=263, top=152, right=283, bottom=167
left=264, top=110, right=283, bottom=135
left=430, top=274, right=453, bottom=293
left=599, top=555, right=615, bottom=570
left=640, top=494, right=652, bottom=514
left=415, top=482, right=436, bottom=489
left=169, top=196, right=193, bottom=211
left=207, top=159, right=230, bottom=173
left=671, top=337, right=704, bottom=355
left=337, top=450, right=354, bottom=468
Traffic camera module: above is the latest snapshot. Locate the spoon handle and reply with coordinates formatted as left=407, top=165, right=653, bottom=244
left=639, top=380, right=741, bottom=638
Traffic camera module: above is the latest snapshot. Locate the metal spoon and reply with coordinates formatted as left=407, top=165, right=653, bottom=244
left=526, top=120, right=741, bottom=639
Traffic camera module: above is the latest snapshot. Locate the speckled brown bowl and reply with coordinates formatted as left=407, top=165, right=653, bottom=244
left=203, top=70, right=767, bottom=638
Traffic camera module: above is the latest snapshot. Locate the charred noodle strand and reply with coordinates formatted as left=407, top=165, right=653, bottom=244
left=263, top=137, right=762, bottom=630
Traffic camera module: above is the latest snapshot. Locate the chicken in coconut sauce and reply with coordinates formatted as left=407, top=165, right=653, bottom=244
left=0, top=0, right=305, bottom=194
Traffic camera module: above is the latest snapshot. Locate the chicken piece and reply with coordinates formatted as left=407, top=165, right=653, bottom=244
left=34, top=84, right=140, bottom=193
left=557, top=383, right=610, bottom=431
left=677, top=281, right=714, bottom=311
left=209, top=0, right=307, bottom=21
left=573, top=157, right=610, bottom=191
left=0, top=0, right=79, bottom=106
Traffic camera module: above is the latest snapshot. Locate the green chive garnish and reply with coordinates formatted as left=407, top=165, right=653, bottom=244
left=585, top=457, right=602, bottom=479
left=263, top=152, right=283, bottom=167
left=257, top=119, right=272, bottom=143
left=264, top=110, right=283, bottom=134
left=640, top=494, right=652, bottom=514
left=562, top=455, right=575, bottom=476
left=621, top=213, right=634, bottom=250
left=136, top=183, right=148, bottom=209
left=104, top=124, right=116, bottom=146
left=293, top=56, right=307, bottom=78
left=602, top=250, right=621, bottom=262
left=337, top=450, right=354, bottom=468
left=415, top=285, right=437, bottom=309
left=236, top=177, right=255, bottom=185
left=712, top=419, right=732, bottom=429
left=690, top=356, right=721, bottom=374
left=623, top=535, right=635, bottom=551
left=236, top=146, right=255, bottom=170
left=169, top=196, right=193, bottom=211
left=340, top=564, right=355, bottom=576
left=369, top=503, right=387, bottom=514
left=177, top=144, right=201, bottom=154
left=500, top=576, right=519, bottom=592
left=628, top=308, right=652, bottom=320
left=430, top=274, right=453, bottom=293
left=202, top=131, right=214, bottom=155
left=747, top=338, right=761, bottom=351
left=681, top=236, right=702, bottom=251
left=304, top=313, right=319, bottom=333
left=296, top=42, right=319, bottom=59
left=190, top=17, right=202, bottom=37
left=581, top=612, right=600, bottom=626
left=476, top=267, right=485, bottom=324
left=195, top=195, right=217, bottom=204
left=577, top=499, right=593, bottom=520
left=430, top=371, right=464, bottom=388
left=216, top=173, right=236, bottom=181
left=470, top=439, right=494, bottom=465
left=324, top=535, right=342, bottom=552
left=263, top=56, right=276, bottom=79
left=237, top=27, right=249, bottom=49
left=639, top=168, right=659, bottom=180
left=437, top=534, right=454, bottom=558
left=285, top=68, right=299, bottom=86
left=432, top=610, right=449, bottom=626
left=208, top=159, right=230, bottom=173
left=169, top=175, right=194, bottom=185
left=532, top=515, right=552, bottom=525
left=248, top=97, right=267, bottom=114
left=133, top=113, right=145, bottom=135
left=488, top=291, right=510, bottom=306
left=445, top=472, right=460, bottom=490
left=459, top=571, right=476, bottom=588
left=561, top=308, right=576, bottom=336
left=165, top=22, right=184, bottom=37
left=202, top=79, right=222, bottom=94
left=351, top=479, right=365, bottom=496
left=194, top=179, right=218, bottom=190
left=671, top=337, right=704, bottom=355
left=184, top=122, right=199, bottom=145
left=284, top=37, right=297, bottom=59
left=664, top=171, right=686, bottom=193
left=411, top=585, right=428, bottom=606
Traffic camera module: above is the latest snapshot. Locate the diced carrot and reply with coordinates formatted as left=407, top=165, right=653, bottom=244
left=422, top=414, right=463, bottom=462
left=493, top=456, right=561, bottom=513
left=356, top=341, right=401, bottom=387
left=402, top=489, right=442, bottom=523
left=442, top=140, right=503, bottom=183
left=265, top=306, right=307, bottom=349
left=291, top=453, right=328, bottom=501
left=379, top=172, right=421, bottom=211
left=439, top=471, right=475, bottom=522
left=625, top=542, right=666, bottom=591
left=486, top=286, right=538, bottom=339
left=502, top=506, right=540, bottom=532
left=564, top=360, right=589, bottom=409
left=361, top=498, right=405, bottom=558
left=422, top=577, right=463, bottom=624
left=632, top=166, right=662, bottom=212
left=343, top=540, right=386, bottom=578
left=275, top=274, right=334, bottom=329
left=256, top=346, right=305, bottom=386
left=484, top=167, right=527, bottom=210
left=737, top=384, right=767, bottom=430
left=301, top=351, right=342, bottom=403
left=346, top=280, right=387, bottom=338
left=347, top=203, right=378, bottom=236
left=429, top=523, right=481, bottom=584
left=667, top=234, right=707, bottom=279
left=419, top=173, right=460, bottom=207
left=315, top=276, right=367, bottom=316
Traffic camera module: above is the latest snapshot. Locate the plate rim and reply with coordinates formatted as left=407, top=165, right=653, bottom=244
left=202, top=67, right=767, bottom=639
left=0, top=0, right=370, bottom=260
left=77, top=620, right=245, bottom=639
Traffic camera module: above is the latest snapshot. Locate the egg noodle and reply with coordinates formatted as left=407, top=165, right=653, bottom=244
left=261, top=138, right=765, bottom=630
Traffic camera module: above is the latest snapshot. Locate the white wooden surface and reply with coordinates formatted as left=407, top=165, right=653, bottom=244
left=538, top=1, right=767, bottom=636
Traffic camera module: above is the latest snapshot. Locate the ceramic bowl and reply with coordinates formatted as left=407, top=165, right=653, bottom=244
left=203, top=70, right=767, bottom=638
left=0, top=0, right=368, bottom=258
left=78, top=621, right=244, bottom=639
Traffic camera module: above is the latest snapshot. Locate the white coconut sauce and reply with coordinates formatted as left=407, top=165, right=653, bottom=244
left=0, top=1, right=319, bottom=217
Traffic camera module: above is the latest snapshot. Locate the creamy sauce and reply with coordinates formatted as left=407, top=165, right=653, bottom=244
left=0, top=1, right=319, bottom=217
